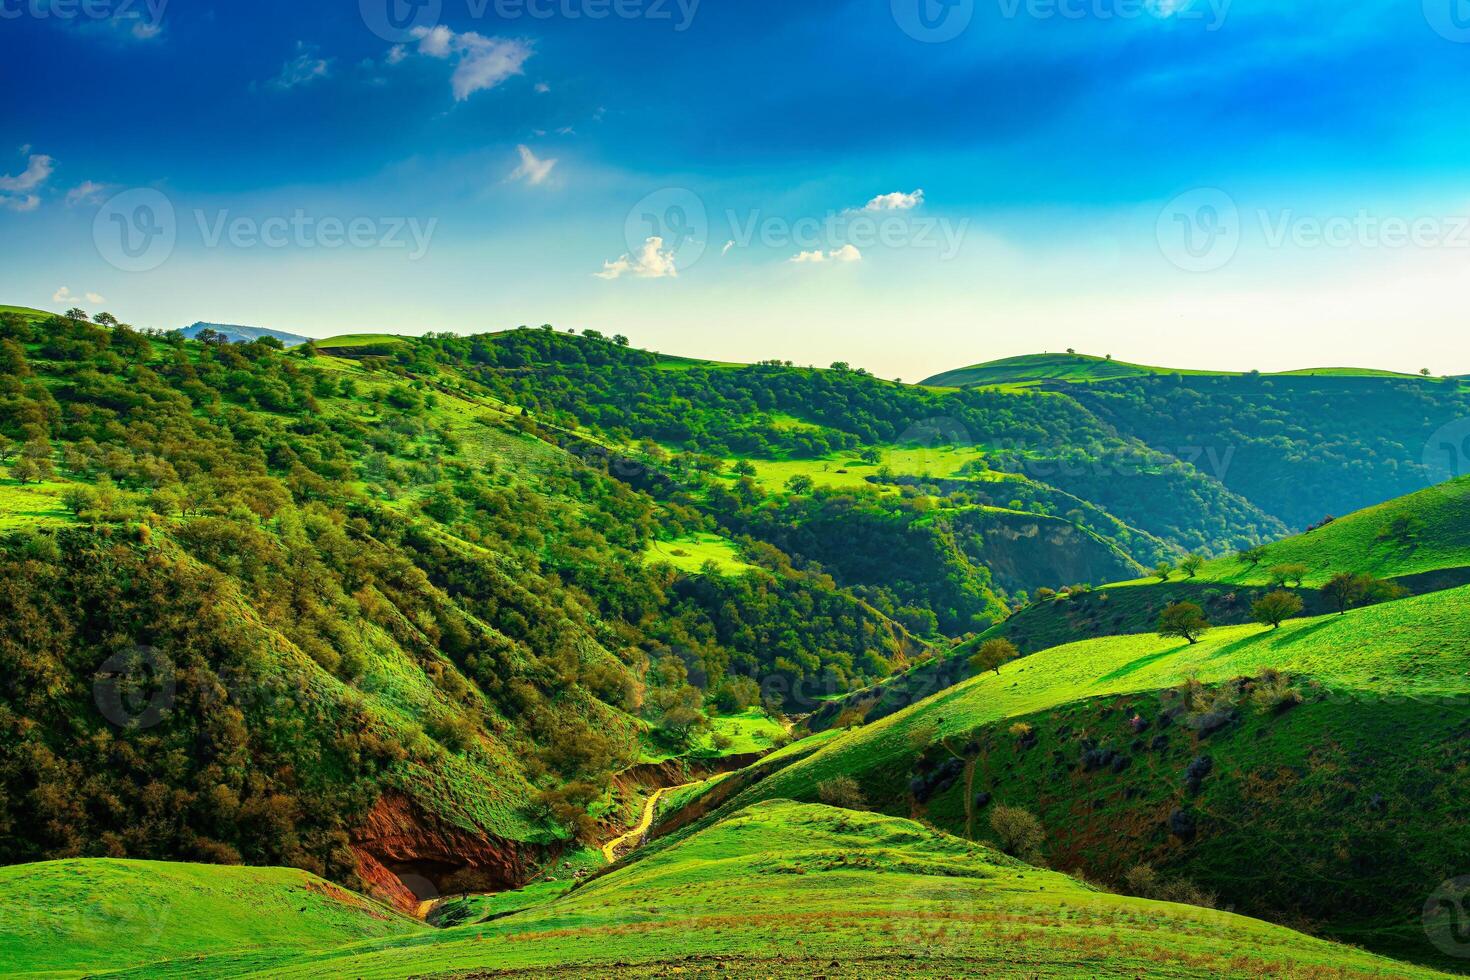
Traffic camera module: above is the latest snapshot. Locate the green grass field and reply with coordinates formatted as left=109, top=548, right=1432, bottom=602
left=0, top=859, right=423, bottom=978
left=37, top=802, right=1441, bottom=978
left=642, top=533, right=753, bottom=575
left=0, top=471, right=73, bottom=529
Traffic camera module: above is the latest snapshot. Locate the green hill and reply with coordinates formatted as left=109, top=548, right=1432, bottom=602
left=922, top=352, right=1189, bottom=388
left=14, top=803, right=1448, bottom=978
left=0, top=859, right=423, bottom=978
left=699, top=585, right=1470, bottom=967
left=922, top=352, right=1446, bottom=389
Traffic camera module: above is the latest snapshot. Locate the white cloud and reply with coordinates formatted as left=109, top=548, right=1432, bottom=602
left=790, top=245, right=863, bottom=264
left=596, top=237, right=679, bottom=280
left=53, top=286, right=105, bottom=306
left=509, top=145, right=557, bottom=186
left=130, top=21, right=163, bottom=41
left=271, top=43, right=332, bottom=90
left=722, top=240, right=735, bottom=256
left=66, top=180, right=109, bottom=207
left=861, top=189, right=925, bottom=212
left=409, top=27, right=532, bottom=101
left=0, top=152, right=54, bottom=211
left=386, top=45, right=408, bottom=65
left=535, top=82, right=551, bottom=94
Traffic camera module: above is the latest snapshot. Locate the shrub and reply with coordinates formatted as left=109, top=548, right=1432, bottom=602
left=988, top=805, right=1044, bottom=862
left=1008, top=722, right=1034, bottom=740
left=1123, top=863, right=1217, bottom=909
left=1252, top=669, right=1304, bottom=713
left=816, top=776, right=868, bottom=811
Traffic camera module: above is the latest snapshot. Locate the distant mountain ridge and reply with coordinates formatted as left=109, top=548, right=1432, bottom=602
left=179, top=322, right=312, bottom=347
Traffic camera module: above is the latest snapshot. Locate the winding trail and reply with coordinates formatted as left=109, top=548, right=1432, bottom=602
left=601, top=783, right=695, bottom=863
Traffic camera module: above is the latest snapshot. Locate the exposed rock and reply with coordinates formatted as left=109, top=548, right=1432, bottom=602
left=351, top=791, right=548, bottom=914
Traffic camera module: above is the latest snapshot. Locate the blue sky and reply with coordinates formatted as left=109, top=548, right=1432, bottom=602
left=3, top=0, right=1470, bottom=378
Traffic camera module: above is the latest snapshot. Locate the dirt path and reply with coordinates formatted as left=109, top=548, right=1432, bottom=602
left=601, top=783, right=696, bottom=863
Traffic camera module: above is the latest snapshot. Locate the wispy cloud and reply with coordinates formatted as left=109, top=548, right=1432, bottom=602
left=596, top=237, right=678, bottom=280
left=790, top=245, right=862, bottom=264
left=408, top=26, right=532, bottom=101
left=66, top=180, right=110, bottom=207
left=0, top=151, right=55, bottom=212
left=271, top=42, right=332, bottom=91
left=508, top=145, right=557, bottom=186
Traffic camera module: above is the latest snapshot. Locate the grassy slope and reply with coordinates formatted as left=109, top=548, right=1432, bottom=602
left=710, top=587, right=1470, bottom=960
left=0, top=859, right=423, bottom=978
left=922, top=352, right=1447, bottom=389
left=91, top=801, right=1449, bottom=979
left=1153, top=476, right=1470, bottom=588
left=742, top=586, right=1470, bottom=802
left=966, top=475, right=1470, bottom=653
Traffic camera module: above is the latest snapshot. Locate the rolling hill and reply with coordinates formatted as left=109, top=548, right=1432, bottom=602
left=2, top=803, right=1449, bottom=978
left=921, top=352, right=1447, bottom=389
left=3, top=306, right=1470, bottom=977
left=690, top=582, right=1470, bottom=967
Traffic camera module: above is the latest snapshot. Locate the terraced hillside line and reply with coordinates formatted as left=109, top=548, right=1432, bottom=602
left=602, top=783, right=697, bottom=863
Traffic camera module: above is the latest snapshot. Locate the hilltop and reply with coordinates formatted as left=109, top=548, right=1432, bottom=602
left=922, top=351, right=1449, bottom=389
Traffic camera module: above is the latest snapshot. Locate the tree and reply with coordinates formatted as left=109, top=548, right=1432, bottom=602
left=612, top=334, right=629, bottom=347
left=784, top=474, right=814, bottom=494
left=731, top=460, right=757, bottom=477
left=1236, top=546, right=1268, bottom=569
left=989, top=806, right=1044, bottom=862
left=1153, top=562, right=1174, bottom=582
left=1269, top=563, right=1309, bottom=587
left=1321, top=572, right=1403, bottom=615
left=9, top=458, right=40, bottom=483
left=65, top=308, right=88, bottom=322
left=859, top=447, right=882, bottom=465
left=970, top=637, right=1019, bottom=676
left=1251, top=590, right=1303, bottom=629
left=1158, top=602, right=1209, bottom=644
left=1180, top=554, right=1205, bottom=578
left=94, top=312, right=119, bottom=327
